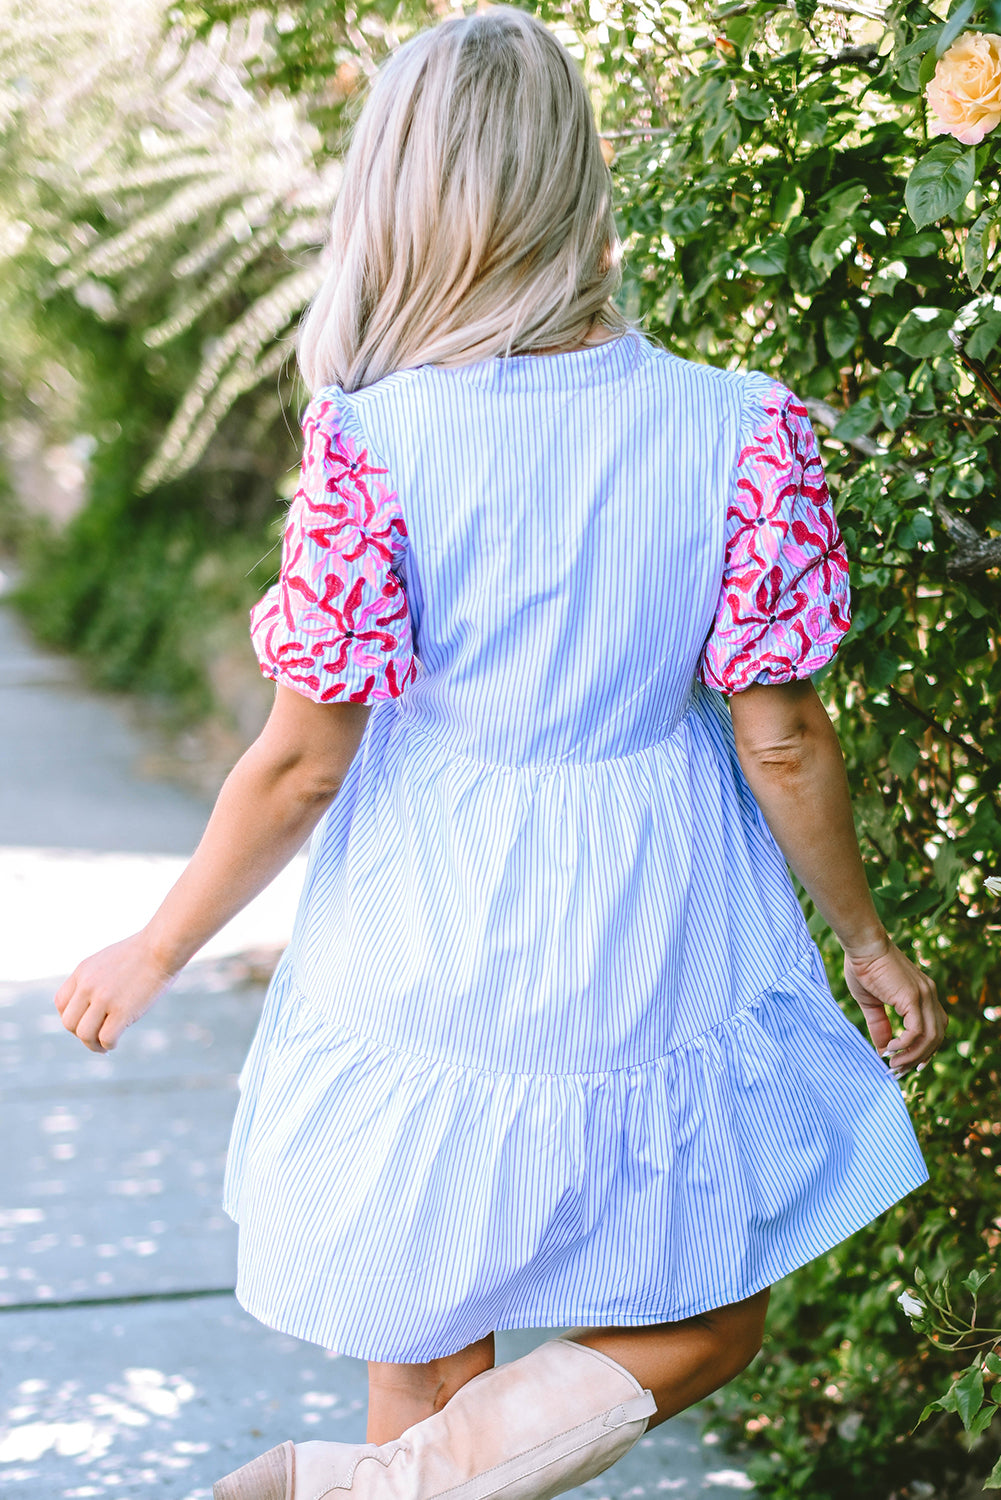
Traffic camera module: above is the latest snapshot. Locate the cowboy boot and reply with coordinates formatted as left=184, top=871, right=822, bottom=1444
left=213, top=1335, right=657, bottom=1500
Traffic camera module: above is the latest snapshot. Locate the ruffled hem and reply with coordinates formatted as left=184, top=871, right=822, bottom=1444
left=223, top=950, right=928, bottom=1363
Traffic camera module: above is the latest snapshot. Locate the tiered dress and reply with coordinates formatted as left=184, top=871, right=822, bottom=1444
left=223, top=332, right=927, bottom=1362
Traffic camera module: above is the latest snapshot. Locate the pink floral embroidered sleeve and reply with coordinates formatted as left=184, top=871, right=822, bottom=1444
left=250, top=394, right=418, bottom=704
left=698, top=377, right=851, bottom=695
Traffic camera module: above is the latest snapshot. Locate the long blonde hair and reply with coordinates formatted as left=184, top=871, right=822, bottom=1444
left=298, top=6, right=626, bottom=393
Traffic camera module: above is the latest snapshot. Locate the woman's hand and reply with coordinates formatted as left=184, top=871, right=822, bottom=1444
left=730, top=683, right=950, bottom=1080
left=54, top=931, right=175, bottom=1054
left=843, top=940, right=948, bottom=1076
left=53, top=689, right=369, bottom=1056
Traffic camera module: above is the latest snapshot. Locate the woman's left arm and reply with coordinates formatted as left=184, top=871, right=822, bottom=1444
left=55, top=687, right=370, bottom=1054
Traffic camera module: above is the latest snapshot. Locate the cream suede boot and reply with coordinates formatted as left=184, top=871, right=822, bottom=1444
left=213, top=1336, right=657, bottom=1500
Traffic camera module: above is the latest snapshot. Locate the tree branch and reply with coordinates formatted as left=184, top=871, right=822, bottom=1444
left=887, top=687, right=989, bottom=765
left=804, top=399, right=890, bottom=457
left=601, top=125, right=675, bottom=141
left=815, top=43, right=880, bottom=72
left=811, top=0, right=886, bottom=20
left=932, top=498, right=1001, bottom=577
left=804, top=400, right=1001, bottom=577
left=710, top=0, right=885, bottom=21
left=949, top=329, right=1001, bottom=418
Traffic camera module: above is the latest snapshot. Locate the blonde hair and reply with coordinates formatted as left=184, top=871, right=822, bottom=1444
left=298, top=5, right=626, bottom=393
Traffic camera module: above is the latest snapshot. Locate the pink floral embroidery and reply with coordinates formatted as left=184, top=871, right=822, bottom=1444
left=250, top=396, right=418, bottom=704
left=699, top=383, right=850, bottom=694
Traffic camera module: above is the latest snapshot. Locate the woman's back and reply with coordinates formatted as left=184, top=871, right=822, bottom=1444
left=343, top=333, right=739, bottom=764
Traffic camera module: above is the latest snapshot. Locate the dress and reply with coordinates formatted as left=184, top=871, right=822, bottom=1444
left=223, top=332, right=927, bottom=1362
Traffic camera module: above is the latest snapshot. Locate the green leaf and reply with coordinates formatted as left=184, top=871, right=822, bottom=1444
left=894, top=25, right=945, bottom=90
left=894, top=232, right=944, bottom=256
left=877, top=369, right=913, bottom=428
left=774, top=178, right=804, bottom=225
left=865, top=648, right=900, bottom=690
left=905, top=140, right=976, bottom=230
left=889, top=736, right=921, bottom=777
left=823, top=182, right=867, bottom=219
left=917, top=1397, right=947, bottom=1425
left=934, top=840, right=966, bottom=895
left=919, top=46, right=942, bottom=88
left=663, top=199, right=710, bottom=236
left=895, top=24, right=945, bottom=68
left=894, top=307, right=956, bottom=358
left=744, top=234, right=789, bottom=276
left=833, top=397, right=879, bottom=440
left=986, top=1451, right=1001, bottom=1489
left=955, top=1365, right=986, bottom=1432
left=986, top=1353, right=1001, bottom=1377
left=703, top=107, right=738, bottom=160
left=734, top=88, right=770, bottom=120
left=965, top=309, right=1001, bottom=361
left=877, top=604, right=904, bottom=636
left=795, top=102, right=828, bottom=146
left=810, top=222, right=856, bottom=275
left=965, top=209, right=997, bottom=289
left=870, top=258, right=909, bottom=296
left=962, top=1269, right=994, bottom=1293
left=937, top=0, right=976, bottom=57
left=725, top=15, right=756, bottom=50
left=969, top=1403, right=999, bottom=1437
left=824, top=307, right=861, bottom=359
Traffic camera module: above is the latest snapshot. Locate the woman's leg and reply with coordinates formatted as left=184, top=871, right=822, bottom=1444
left=215, top=1291, right=769, bottom=1497
left=568, top=1285, right=771, bottom=1430
left=367, top=1332, right=495, bottom=1442
left=365, top=1287, right=769, bottom=1441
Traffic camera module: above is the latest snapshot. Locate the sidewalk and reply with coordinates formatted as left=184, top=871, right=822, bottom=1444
left=0, top=596, right=755, bottom=1498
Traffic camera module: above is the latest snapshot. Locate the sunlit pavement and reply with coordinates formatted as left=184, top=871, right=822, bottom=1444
left=0, top=596, right=755, bottom=1496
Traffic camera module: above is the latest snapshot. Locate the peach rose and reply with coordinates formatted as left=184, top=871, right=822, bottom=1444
left=926, top=31, right=1001, bottom=145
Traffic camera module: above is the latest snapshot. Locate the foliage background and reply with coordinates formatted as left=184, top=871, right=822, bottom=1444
left=1, top=0, right=999, bottom=1495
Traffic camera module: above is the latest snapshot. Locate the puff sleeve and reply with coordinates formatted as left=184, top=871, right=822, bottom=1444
left=250, top=393, right=418, bottom=704
left=698, top=377, right=850, bottom=695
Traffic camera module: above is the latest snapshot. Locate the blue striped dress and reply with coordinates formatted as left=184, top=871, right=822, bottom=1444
left=223, top=331, right=928, bottom=1362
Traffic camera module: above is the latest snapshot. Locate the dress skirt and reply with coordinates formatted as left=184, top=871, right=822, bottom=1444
left=222, top=702, right=927, bottom=1363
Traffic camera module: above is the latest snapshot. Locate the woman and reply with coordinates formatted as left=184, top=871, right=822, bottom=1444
left=56, top=9, right=947, bottom=1500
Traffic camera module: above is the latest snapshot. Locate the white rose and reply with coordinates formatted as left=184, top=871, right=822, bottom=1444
left=898, top=1290, right=925, bottom=1318
left=926, top=31, right=1001, bottom=145
left=985, top=875, right=1001, bottom=896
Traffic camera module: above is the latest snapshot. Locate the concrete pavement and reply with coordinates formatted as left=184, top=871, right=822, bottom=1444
left=0, top=575, right=307, bottom=983
left=0, top=592, right=755, bottom=1497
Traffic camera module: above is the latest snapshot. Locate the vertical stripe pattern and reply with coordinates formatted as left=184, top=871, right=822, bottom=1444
left=224, top=334, right=928, bottom=1362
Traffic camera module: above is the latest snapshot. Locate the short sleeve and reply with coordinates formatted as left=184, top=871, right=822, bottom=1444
left=249, top=394, right=418, bottom=704
left=698, top=378, right=851, bottom=696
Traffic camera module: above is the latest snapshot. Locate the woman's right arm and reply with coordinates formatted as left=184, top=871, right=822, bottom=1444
left=55, top=686, right=370, bottom=1054
left=728, top=677, right=947, bottom=1076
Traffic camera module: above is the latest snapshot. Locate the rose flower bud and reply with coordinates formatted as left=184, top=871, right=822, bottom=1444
left=714, top=35, right=738, bottom=61
left=599, top=137, right=616, bottom=167
left=926, top=31, right=1001, bottom=145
